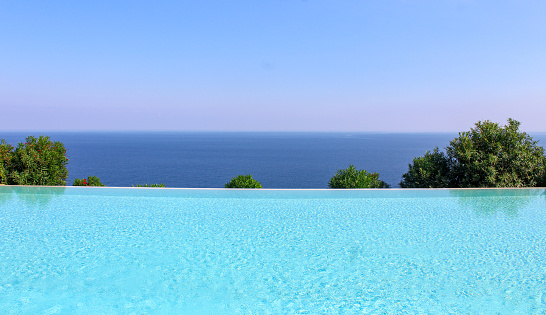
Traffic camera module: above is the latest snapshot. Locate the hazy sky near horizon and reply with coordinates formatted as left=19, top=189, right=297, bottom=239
left=1, top=1, right=545, bottom=132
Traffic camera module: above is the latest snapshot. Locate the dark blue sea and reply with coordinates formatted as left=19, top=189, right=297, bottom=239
left=2, top=132, right=546, bottom=188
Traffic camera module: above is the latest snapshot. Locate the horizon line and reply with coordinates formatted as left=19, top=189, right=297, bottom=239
left=2, top=129, right=546, bottom=134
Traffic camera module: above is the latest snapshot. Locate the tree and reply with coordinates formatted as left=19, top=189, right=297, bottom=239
left=538, top=171, right=546, bottom=187
left=400, top=148, right=451, bottom=188
left=329, top=165, right=389, bottom=188
left=225, top=175, right=262, bottom=188
left=448, top=119, right=545, bottom=187
left=401, top=119, right=546, bottom=188
left=6, top=136, right=68, bottom=186
left=0, top=140, right=14, bottom=185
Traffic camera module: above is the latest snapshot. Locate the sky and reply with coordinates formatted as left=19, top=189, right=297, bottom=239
left=1, top=0, right=545, bottom=132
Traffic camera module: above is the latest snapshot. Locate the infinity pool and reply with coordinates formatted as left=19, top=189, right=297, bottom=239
left=1, top=187, right=546, bottom=313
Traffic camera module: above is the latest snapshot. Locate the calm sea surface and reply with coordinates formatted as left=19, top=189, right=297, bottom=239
left=2, top=132, right=545, bottom=188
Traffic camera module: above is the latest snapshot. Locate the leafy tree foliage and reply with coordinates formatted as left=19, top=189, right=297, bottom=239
left=0, top=140, right=14, bottom=185
left=5, top=136, right=68, bottom=185
left=401, top=119, right=546, bottom=188
left=538, top=172, right=546, bottom=187
left=225, top=175, right=262, bottom=188
left=133, top=183, right=165, bottom=187
left=400, top=148, right=451, bottom=188
left=448, top=119, right=545, bottom=187
left=74, top=176, right=105, bottom=186
left=329, top=165, right=389, bottom=188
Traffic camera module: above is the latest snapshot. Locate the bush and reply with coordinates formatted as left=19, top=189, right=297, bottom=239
left=401, top=119, right=546, bottom=188
left=6, top=136, right=68, bottom=185
left=448, top=119, right=545, bottom=187
left=400, top=148, right=451, bottom=188
left=133, top=183, right=165, bottom=187
left=329, top=165, right=389, bottom=188
left=225, top=175, right=262, bottom=188
left=538, top=168, right=546, bottom=187
left=73, top=176, right=105, bottom=186
left=0, top=140, right=14, bottom=185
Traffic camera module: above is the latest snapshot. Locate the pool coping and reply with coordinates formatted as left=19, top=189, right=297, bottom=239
left=2, top=185, right=545, bottom=191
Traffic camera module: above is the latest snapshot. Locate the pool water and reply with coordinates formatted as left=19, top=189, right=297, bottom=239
left=1, top=187, right=546, bottom=314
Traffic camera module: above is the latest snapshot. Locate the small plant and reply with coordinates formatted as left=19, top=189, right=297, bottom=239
left=73, top=176, right=105, bottom=186
left=225, top=175, right=262, bottom=188
left=133, top=184, right=166, bottom=187
left=73, top=178, right=89, bottom=186
left=329, top=165, right=390, bottom=188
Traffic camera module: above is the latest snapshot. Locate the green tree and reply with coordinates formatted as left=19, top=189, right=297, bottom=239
left=329, top=165, right=389, bottom=188
left=538, top=171, right=546, bottom=187
left=448, top=119, right=545, bottom=187
left=401, top=119, right=546, bottom=188
left=0, top=140, right=14, bottom=185
left=400, top=148, right=451, bottom=188
left=225, top=175, right=262, bottom=188
left=7, top=136, right=68, bottom=185
left=73, top=176, right=105, bottom=186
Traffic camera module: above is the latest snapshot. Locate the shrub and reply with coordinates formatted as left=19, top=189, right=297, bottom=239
left=401, top=118, right=546, bottom=188
left=448, top=119, right=545, bottom=187
left=225, top=175, right=262, bottom=188
left=0, top=140, right=14, bottom=185
left=73, top=176, right=105, bottom=186
left=400, top=148, right=451, bottom=188
left=133, top=183, right=166, bottom=187
left=7, top=136, right=68, bottom=185
left=329, top=165, right=390, bottom=188
left=538, top=168, right=546, bottom=187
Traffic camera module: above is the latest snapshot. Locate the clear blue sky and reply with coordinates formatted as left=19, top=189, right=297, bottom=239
left=1, top=1, right=545, bottom=132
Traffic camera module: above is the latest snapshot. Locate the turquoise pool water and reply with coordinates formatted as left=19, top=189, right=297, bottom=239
left=1, top=187, right=546, bottom=314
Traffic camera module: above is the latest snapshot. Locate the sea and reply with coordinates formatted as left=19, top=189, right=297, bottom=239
left=2, top=132, right=546, bottom=188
